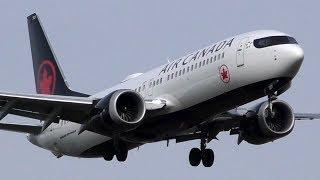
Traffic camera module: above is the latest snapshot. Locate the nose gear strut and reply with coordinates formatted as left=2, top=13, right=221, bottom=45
left=265, top=82, right=279, bottom=118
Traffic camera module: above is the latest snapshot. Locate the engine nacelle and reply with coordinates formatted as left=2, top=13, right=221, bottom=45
left=86, top=89, right=146, bottom=134
left=241, top=100, right=295, bottom=145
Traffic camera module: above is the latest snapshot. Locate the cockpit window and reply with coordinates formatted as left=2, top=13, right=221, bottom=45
left=254, top=36, right=298, bottom=48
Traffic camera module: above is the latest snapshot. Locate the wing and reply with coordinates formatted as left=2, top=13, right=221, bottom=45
left=168, top=110, right=320, bottom=144
left=0, top=92, right=168, bottom=132
left=0, top=92, right=95, bottom=130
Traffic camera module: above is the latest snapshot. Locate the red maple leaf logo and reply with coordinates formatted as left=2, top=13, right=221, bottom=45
left=37, top=60, right=56, bottom=94
left=39, top=69, right=53, bottom=94
left=221, top=68, right=229, bottom=80
left=219, top=65, right=230, bottom=83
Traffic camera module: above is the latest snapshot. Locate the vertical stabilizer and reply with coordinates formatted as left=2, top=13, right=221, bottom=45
left=27, top=13, right=88, bottom=97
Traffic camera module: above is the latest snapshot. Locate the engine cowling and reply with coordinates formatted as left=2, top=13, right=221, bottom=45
left=241, top=100, right=295, bottom=145
left=85, top=89, right=146, bottom=135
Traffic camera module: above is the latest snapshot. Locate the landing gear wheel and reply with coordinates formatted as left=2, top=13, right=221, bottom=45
left=189, top=148, right=202, bottom=166
left=202, top=149, right=214, bottom=167
left=116, top=149, right=128, bottom=162
left=113, top=139, right=128, bottom=162
left=103, top=152, right=114, bottom=161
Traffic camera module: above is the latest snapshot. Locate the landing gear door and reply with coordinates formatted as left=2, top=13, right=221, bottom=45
left=236, top=38, right=249, bottom=67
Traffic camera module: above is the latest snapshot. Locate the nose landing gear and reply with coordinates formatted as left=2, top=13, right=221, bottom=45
left=265, top=84, right=279, bottom=119
left=189, top=138, right=215, bottom=167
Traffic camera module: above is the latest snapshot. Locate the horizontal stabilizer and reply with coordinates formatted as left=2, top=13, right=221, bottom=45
left=0, top=123, right=42, bottom=134
left=295, top=113, right=320, bottom=120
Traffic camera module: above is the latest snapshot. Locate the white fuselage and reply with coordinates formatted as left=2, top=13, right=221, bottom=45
left=28, top=30, right=304, bottom=157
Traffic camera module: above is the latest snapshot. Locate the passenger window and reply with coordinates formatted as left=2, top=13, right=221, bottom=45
left=156, top=79, right=159, bottom=85
left=195, top=63, right=198, bottom=69
left=175, top=71, right=178, bottom=77
left=179, top=70, right=182, bottom=76
left=183, top=68, right=185, bottom=74
left=138, top=87, right=141, bottom=92
left=206, top=59, right=209, bottom=64
left=167, top=75, right=170, bottom=81
left=218, top=54, right=221, bottom=60
left=153, top=81, right=155, bottom=87
left=214, top=55, right=217, bottom=61
left=160, top=78, right=162, bottom=84
left=199, top=62, right=201, bottom=68
left=202, top=60, right=205, bottom=66
left=210, top=57, right=213, bottom=63
left=171, top=73, right=174, bottom=79
left=187, top=67, right=190, bottom=73
left=222, top=52, right=225, bottom=58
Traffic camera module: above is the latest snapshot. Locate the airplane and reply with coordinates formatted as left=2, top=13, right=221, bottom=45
left=0, top=13, right=317, bottom=168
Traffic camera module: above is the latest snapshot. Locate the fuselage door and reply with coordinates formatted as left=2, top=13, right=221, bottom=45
left=141, top=81, right=147, bottom=98
left=147, top=78, right=154, bottom=97
left=236, top=38, right=249, bottom=67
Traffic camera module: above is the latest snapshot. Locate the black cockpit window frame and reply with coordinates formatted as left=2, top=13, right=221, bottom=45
left=253, top=36, right=298, bottom=49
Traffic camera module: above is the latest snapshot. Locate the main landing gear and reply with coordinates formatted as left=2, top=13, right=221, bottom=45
left=103, top=141, right=128, bottom=162
left=189, top=138, right=214, bottom=167
left=103, top=150, right=128, bottom=162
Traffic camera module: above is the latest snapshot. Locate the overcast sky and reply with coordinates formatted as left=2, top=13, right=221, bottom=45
left=0, top=1, right=319, bottom=179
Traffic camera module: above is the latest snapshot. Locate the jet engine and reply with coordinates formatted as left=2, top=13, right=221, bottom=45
left=81, top=89, right=146, bottom=135
left=240, top=100, right=295, bottom=145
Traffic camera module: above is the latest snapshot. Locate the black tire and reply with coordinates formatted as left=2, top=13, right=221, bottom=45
left=189, top=148, right=201, bottom=166
left=103, top=152, right=114, bottom=161
left=116, top=149, right=128, bottom=162
left=202, top=149, right=214, bottom=167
